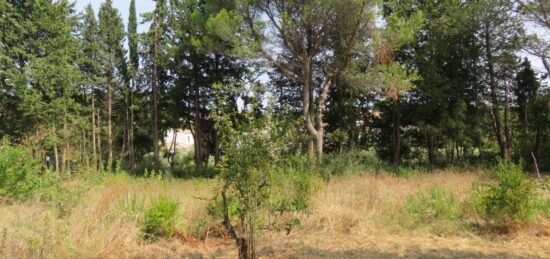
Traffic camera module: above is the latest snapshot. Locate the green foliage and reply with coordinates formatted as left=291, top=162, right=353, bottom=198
left=405, top=186, right=460, bottom=224
left=190, top=217, right=209, bottom=239
left=0, top=141, right=59, bottom=201
left=141, top=196, right=179, bottom=240
left=473, top=161, right=538, bottom=228
left=207, top=193, right=241, bottom=220
left=270, top=164, right=313, bottom=214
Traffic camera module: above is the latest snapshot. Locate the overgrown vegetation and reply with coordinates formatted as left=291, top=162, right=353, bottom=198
left=473, top=161, right=540, bottom=230
left=405, top=186, right=461, bottom=224
left=141, top=196, right=179, bottom=241
left=1, top=0, right=550, bottom=257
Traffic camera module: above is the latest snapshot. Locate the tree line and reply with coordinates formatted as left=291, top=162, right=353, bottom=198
left=1, top=0, right=549, bottom=174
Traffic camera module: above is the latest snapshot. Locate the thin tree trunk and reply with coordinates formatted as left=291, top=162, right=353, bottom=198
left=61, top=112, right=68, bottom=174
left=214, top=129, right=220, bottom=165
left=314, top=77, right=333, bottom=163
left=130, top=79, right=135, bottom=170
left=427, top=131, right=435, bottom=166
left=193, top=70, right=203, bottom=168
left=534, top=125, right=542, bottom=158
left=504, top=82, right=513, bottom=158
left=53, top=131, right=59, bottom=173
left=107, top=64, right=113, bottom=167
left=478, top=139, right=483, bottom=162
left=83, top=130, right=89, bottom=167
left=542, top=57, right=550, bottom=77
left=221, top=189, right=250, bottom=259
left=485, top=24, right=508, bottom=160
left=303, top=58, right=318, bottom=163
left=91, top=84, right=97, bottom=168
left=97, top=108, right=102, bottom=170
left=169, top=129, right=177, bottom=170
left=151, top=12, right=160, bottom=173
left=392, top=100, right=401, bottom=165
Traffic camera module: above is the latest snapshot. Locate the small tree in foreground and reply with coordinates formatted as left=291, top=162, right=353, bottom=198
left=473, top=160, right=538, bottom=230
left=216, top=117, right=273, bottom=258
left=214, top=100, right=297, bottom=259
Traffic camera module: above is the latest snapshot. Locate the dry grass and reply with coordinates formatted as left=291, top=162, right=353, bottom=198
left=0, top=170, right=549, bottom=258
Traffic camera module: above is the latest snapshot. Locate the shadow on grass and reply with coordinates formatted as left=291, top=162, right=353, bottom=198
left=257, top=245, right=530, bottom=259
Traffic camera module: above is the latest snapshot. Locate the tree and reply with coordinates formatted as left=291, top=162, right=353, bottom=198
left=514, top=59, right=540, bottom=152
left=128, top=0, right=138, bottom=169
left=476, top=0, right=524, bottom=160
left=517, top=0, right=550, bottom=76
left=166, top=0, right=245, bottom=168
left=80, top=4, right=103, bottom=169
left=98, top=0, right=127, bottom=168
left=208, top=0, right=378, bottom=163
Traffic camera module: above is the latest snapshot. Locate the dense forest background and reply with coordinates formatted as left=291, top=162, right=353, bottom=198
left=1, top=0, right=549, bottom=175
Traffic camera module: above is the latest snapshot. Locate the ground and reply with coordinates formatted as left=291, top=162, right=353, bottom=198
left=0, top=170, right=549, bottom=258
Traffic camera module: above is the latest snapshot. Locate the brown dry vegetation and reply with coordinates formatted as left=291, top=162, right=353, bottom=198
left=0, top=171, right=549, bottom=259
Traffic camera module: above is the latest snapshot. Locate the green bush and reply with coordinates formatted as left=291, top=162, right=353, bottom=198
left=473, top=161, right=537, bottom=229
left=207, top=193, right=241, bottom=220
left=405, top=186, right=460, bottom=224
left=270, top=166, right=312, bottom=214
left=141, top=196, right=179, bottom=240
left=0, top=141, right=45, bottom=201
left=191, top=217, right=209, bottom=239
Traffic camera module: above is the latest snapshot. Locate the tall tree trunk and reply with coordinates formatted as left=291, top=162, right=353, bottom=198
left=97, top=108, right=102, bottom=170
left=542, top=57, right=550, bottom=77
left=83, top=130, right=89, bottom=167
left=214, top=129, right=220, bottom=165
left=485, top=24, right=508, bottom=160
left=107, top=64, right=113, bottom=167
left=504, top=82, right=513, bottom=158
left=427, top=131, right=435, bottom=166
left=392, top=100, right=401, bottom=165
left=53, top=128, right=59, bottom=173
left=151, top=12, right=160, bottom=172
left=130, top=79, right=135, bottom=170
left=61, top=112, right=68, bottom=174
left=534, top=124, right=542, bottom=158
left=91, top=84, right=97, bottom=169
left=123, top=81, right=130, bottom=167
left=521, top=104, right=528, bottom=150
left=193, top=72, right=203, bottom=168
left=303, top=59, right=318, bottom=163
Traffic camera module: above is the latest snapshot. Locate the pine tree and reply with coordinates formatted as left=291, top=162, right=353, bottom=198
left=98, top=0, right=126, bottom=168
left=80, top=4, right=103, bottom=169
left=476, top=0, right=524, bottom=160
left=128, top=0, right=138, bottom=169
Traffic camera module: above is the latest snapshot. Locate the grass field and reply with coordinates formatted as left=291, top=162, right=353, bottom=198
left=1, top=169, right=549, bottom=258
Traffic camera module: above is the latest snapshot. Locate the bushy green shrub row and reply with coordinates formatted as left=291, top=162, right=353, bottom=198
left=0, top=140, right=59, bottom=201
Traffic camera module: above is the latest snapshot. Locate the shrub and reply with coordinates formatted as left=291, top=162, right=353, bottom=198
left=473, top=161, right=537, bottom=229
left=405, top=186, right=460, bottom=224
left=207, top=192, right=241, bottom=220
left=191, top=217, right=209, bottom=239
left=141, top=196, right=179, bottom=240
left=0, top=140, right=44, bottom=201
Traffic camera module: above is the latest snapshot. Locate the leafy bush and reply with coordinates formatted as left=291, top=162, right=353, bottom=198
left=0, top=140, right=47, bottom=201
left=207, top=192, right=241, bottom=220
left=405, top=186, right=460, bottom=224
left=270, top=166, right=312, bottom=214
left=191, top=217, right=209, bottom=239
left=473, top=161, right=537, bottom=229
left=141, top=196, right=179, bottom=240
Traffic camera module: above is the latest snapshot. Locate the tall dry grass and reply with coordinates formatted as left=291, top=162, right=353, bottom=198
left=1, top=168, right=549, bottom=258
left=0, top=175, right=216, bottom=258
left=302, top=170, right=483, bottom=234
